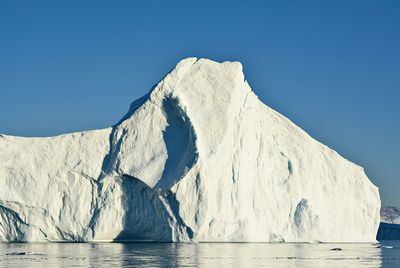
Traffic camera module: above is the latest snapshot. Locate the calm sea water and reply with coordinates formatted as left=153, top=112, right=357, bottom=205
left=0, top=241, right=399, bottom=267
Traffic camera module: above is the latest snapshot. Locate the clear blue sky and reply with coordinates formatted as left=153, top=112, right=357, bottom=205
left=0, top=1, right=399, bottom=206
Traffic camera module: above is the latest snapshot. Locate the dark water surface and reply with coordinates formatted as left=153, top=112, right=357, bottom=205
left=0, top=241, right=399, bottom=267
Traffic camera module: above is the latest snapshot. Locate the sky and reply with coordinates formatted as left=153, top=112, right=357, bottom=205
left=0, top=1, right=399, bottom=206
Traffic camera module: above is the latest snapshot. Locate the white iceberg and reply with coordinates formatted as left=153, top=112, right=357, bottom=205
left=0, top=58, right=381, bottom=242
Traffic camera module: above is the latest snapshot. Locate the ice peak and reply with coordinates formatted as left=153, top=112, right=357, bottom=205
left=151, top=58, right=246, bottom=102
left=169, top=57, right=243, bottom=79
left=120, top=58, right=248, bottom=125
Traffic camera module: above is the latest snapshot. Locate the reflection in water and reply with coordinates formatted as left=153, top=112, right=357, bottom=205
left=0, top=241, right=399, bottom=267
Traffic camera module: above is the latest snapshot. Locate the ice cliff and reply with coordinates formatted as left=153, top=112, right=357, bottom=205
left=0, top=58, right=381, bottom=242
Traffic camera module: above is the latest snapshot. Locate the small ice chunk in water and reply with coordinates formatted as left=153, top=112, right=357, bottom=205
left=6, top=252, right=35, bottom=256
left=377, top=245, right=394, bottom=249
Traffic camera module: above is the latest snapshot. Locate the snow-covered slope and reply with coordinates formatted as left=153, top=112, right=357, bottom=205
left=0, top=58, right=381, bottom=242
left=381, top=207, right=400, bottom=224
left=377, top=207, right=400, bottom=240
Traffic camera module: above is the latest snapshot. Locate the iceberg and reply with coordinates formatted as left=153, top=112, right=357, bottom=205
left=0, top=58, right=381, bottom=242
left=377, top=206, right=400, bottom=240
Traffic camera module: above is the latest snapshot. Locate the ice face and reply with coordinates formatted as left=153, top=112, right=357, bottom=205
left=0, top=58, right=381, bottom=242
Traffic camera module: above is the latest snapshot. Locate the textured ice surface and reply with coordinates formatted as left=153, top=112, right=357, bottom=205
left=0, top=58, right=381, bottom=242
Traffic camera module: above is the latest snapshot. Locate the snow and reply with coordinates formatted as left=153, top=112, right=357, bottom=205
left=381, top=207, right=400, bottom=224
left=0, top=58, right=381, bottom=242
